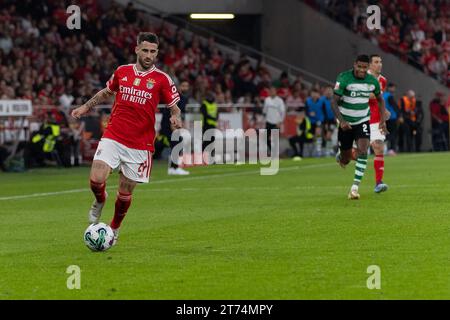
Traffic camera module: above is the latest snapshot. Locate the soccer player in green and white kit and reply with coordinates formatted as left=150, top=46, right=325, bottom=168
left=332, top=55, right=388, bottom=200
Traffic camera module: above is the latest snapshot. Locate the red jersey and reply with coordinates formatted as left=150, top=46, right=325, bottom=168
left=103, top=64, right=180, bottom=152
left=368, top=71, right=387, bottom=124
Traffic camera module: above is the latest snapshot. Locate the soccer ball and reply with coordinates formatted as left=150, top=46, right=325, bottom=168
left=84, top=223, right=115, bottom=252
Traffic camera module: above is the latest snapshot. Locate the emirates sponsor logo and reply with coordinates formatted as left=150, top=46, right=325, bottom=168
left=119, top=85, right=152, bottom=104
left=119, top=85, right=152, bottom=98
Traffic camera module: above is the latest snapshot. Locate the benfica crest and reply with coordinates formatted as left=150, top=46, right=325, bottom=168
left=146, top=79, right=155, bottom=89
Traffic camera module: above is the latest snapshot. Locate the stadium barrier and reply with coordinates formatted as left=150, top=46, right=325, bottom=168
left=1, top=102, right=337, bottom=167
left=0, top=100, right=33, bottom=169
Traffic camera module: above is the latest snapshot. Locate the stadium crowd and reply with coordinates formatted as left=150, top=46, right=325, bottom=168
left=0, top=0, right=449, bottom=171
left=304, top=0, right=450, bottom=88
left=0, top=0, right=313, bottom=112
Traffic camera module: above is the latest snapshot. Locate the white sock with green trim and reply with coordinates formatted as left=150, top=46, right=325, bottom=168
left=353, top=154, right=368, bottom=187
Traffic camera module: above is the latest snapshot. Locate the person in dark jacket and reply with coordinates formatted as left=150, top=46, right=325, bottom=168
left=200, top=91, right=218, bottom=153
left=383, top=83, right=401, bottom=154
left=158, top=80, right=190, bottom=175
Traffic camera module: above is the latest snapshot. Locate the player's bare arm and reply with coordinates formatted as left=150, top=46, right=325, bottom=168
left=71, top=88, right=114, bottom=119
left=376, top=93, right=389, bottom=135
left=331, top=94, right=352, bottom=130
left=169, top=104, right=182, bottom=130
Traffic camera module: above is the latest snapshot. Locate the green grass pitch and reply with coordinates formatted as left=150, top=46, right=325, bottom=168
left=0, top=153, right=449, bottom=299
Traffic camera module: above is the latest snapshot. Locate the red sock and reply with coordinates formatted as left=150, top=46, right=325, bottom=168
left=374, top=155, right=384, bottom=184
left=110, top=192, right=132, bottom=229
left=90, top=180, right=106, bottom=203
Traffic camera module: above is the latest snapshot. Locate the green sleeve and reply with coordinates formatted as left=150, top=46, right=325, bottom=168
left=333, top=73, right=346, bottom=96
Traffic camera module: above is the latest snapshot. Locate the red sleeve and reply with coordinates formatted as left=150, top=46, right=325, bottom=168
left=380, top=76, right=387, bottom=93
left=160, top=74, right=180, bottom=107
left=106, top=68, right=120, bottom=93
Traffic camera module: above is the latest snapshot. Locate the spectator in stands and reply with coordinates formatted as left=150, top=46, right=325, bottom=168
left=397, top=90, right=410, bottom=152
left=429, top=92, right=449, bottom=151
left=414, top=97, right=425, bottom=152
left=263, top=86, right=286, bottom=154
left=200, top=91, right=218, bottom=154
left=234, top=59, right=256, bottom=98
left=305, top=0, right=450, bottom=88
left=289, top=110, right=314, bottom=160
left=1, top=0, right=363, bottom=165
left=305, top=88, right=325, bottom=157
left=398, top=90, right=423, bottom=152
left=320, top=86, right=336, bottom=156
left=274, top=71, right=291, bottom=100
left=285, top=88, right=305, bottom=112
left=68, top=117, right=84, bottom=167
left=0, top=30, right=13, bottom=54
left=168, top=80, right=190, bottom=174
left=383, top=83, right=401, bottom=154
left=25, top=112, right=61, bottom=168
left=430, top=52, right=448, bottom=83
left=124, top=2, right=137, bottom=24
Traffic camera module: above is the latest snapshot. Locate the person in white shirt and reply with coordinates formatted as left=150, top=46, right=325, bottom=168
left=263, top=87, right=286, bottom=153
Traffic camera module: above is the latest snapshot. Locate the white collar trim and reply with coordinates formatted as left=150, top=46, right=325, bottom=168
left=133, top=64, right=155, bottom=76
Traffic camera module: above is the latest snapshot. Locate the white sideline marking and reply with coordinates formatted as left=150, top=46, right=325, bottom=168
left=0, top=157, right=441, bottom=201
left=0, top=164, right=334, bottom=201
left=0, top=188, right=89, bottom=201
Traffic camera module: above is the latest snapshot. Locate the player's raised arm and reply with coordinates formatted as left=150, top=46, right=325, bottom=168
left=71, top=87, right=114, bottom=119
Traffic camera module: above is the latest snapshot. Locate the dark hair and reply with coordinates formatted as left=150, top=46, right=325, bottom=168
left=355, top=54, right=370, bottom=63
left=370, top=54, right=381, bottom=63
left=387, top=82, right=396, bottom=88
left=137, top=32, right=159, bottom=46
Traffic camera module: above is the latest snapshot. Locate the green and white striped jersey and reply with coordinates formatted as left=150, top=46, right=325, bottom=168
left=333, top=69, right=380, bottom=125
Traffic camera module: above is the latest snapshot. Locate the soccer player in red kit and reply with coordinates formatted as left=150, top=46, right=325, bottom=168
left=368, top=54, right=390, bottom=193
left=71, top=32, right=182, bottom=244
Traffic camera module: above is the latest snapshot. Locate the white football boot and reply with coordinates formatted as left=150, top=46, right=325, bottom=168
left=112, top=228, right=120, bottom=246
left=168, top=167, right=190, bottom=175
left=348, top=185, right=360, bottom=200
left=88, top=191, right=108, bottom=224
left=174, top=168, right=190, bottom=175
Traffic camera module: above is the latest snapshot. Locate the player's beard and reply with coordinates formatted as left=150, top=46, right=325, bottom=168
left=138, top=57, right=154, bottom=70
